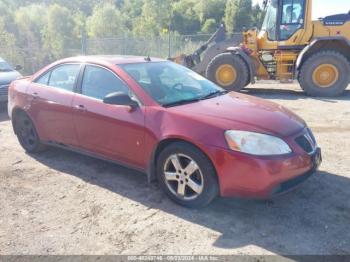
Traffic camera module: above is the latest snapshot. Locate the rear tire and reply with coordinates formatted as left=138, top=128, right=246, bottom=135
left=299, top=51, right=350, bottom=97
left=206, top=53, right=249, bottom=92
left=14, top=112, right=46, bottom=153
left=156, top=142, right=219, bottom=208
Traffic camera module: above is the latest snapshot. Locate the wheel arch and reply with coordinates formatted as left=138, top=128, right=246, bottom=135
left=296, top=37, right=350, bottom=72
left=11, top=107, right=31, bottom=135
left=147, top=137, right=218, bottom=184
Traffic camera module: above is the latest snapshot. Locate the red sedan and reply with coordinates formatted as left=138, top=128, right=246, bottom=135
left=8, top=56, right=322, bottom=208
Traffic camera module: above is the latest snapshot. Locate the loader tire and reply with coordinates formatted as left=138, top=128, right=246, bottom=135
left=298, top=51, right=350, bottom=97
left=206, top=53, right=249, bottom=92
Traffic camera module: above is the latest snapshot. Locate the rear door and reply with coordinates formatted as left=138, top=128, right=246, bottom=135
left=72, top=64, right=146, bottom=168
left=27, top=63, right=81, bottom=146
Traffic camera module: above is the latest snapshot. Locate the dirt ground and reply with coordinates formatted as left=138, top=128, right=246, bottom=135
left=0, top=83, right=350, bottom=256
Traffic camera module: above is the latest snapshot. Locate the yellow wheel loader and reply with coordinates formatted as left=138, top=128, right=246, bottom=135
left=174, top=0, right=350, bottom=97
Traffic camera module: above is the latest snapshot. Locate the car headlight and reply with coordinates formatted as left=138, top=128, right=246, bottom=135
left=224, top=130, right=292, bottom=156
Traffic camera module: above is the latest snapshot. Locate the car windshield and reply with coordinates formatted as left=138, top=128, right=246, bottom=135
left=120, top=61, right=226, bottom=107
left=0, top=61, right=14, bottom=72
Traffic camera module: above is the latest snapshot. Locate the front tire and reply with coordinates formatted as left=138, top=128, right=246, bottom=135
left=206, top=52, right=249, bottom=92
left=299, top=51, right=350, bottom=97
left=156, top=142, right=219, bottom=208
left=14, top=112, right=46, bottom=153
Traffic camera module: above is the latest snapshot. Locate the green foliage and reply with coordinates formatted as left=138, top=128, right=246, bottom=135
left=225, top=0, right=255, bottom=33
left=0, top=17, right=21, bottom=65
left=43, top=4, right=76, bottom=59
left=234, top=0, right=253, bottom=31
left=201, top=19, right=217, bottom=34
left=0, top=0, right=264, bottom=73
left=14, top=5, right=46, bottom=46
left=0, top=0, right=263, bottom=39
left=86, top=3, right=125, bottom=38
left=0, top=18, right=16, bottom=50
left=0, top=1, right=15, bottom=33
left=224, top=0, right=239, bottom=34
left=133, top=0, right=172, bottom=37
left=252, top=3, right=265, bottom=28
left=172, top=0, right=201, bottom=35
left=194, top=0, right=226, bottom=24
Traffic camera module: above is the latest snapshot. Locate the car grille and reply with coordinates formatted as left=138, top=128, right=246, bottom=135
left=0, top=84, right=9, bottom=97
left=295, top=129, right=316, bottom=153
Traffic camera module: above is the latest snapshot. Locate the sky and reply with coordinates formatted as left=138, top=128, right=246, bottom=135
left=253, top=0, right=350, bottom=19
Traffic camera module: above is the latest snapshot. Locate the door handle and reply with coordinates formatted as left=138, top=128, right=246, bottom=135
left=75, top=104, right=87, bottom=111
left=32, top=92, right=39, bottom=99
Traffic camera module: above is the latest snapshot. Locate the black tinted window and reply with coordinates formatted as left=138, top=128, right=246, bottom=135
left=48, top=64, right=81, bottom=92
left=81, top=65, right=129, bottom=100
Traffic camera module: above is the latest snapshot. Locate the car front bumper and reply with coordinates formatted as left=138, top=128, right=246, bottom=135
left=205, top=135, right=322, bottom=198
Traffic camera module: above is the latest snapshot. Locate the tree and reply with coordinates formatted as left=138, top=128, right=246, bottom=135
left=224, top=0, right=253, bottom=33
left=0, top=0, right=264, bottom=72
left=121, top=0, right=143, bottom=18
left=0, top=18, right=16, bottom=49
left=194, top=0, right=226, bottom=25
left=0, top=1, right=15, bottom=33
left=0, top=17, right=20, bottom=65
left=86, top=3, right=126, bottom=38
left=201, top=19, right=217, bottom=34
left=121, top=0, right=144, bottom=31
left=172, top=0, right=201, bottom=35
left=234, top=0, right=253, bottom=31
left=14, top=5, right=47, bottom=47
left=133, top=0, right=172, bottom=37
left=43, top=4, right=77, bottom=59
left=224, top=0, right=239, bottom=33
left=252, top=3, right=265, bottom=28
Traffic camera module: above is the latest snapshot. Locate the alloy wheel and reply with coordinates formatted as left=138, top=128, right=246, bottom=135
left=163, top=153, right=204, bottom=201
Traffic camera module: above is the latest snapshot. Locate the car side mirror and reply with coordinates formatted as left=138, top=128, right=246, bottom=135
left=14, top=65, right=23, bottom=71
left=103, top=92, right=139, bottom=109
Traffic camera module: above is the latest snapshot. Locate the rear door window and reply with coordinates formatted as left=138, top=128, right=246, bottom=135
left=48, top=64, right=81, bottom=92
left=36, top=72, right=51, bottom=86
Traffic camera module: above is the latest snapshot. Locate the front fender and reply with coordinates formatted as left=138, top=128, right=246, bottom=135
left=296, top=36, right=350, bottom=70
left=226, top=47, right=256, bottom=84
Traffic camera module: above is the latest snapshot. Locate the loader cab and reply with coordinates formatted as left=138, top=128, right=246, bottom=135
left=260, top=0, right=307, bottom=45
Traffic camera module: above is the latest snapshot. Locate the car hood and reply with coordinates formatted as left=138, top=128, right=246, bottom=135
left=0, top=71, right=21, bottom=85
left=169, top=92, right=306, bottom=137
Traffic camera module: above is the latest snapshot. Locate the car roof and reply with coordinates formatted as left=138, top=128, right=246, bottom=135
left=61, top=55, right=167, bottom=65
left=0, top=57, right=5, bottom=62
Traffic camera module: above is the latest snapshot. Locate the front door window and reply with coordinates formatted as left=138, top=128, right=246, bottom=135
left=81, top=65, right=130, bottom=100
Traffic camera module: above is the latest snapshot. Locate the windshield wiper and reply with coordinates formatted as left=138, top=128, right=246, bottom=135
left=162, top=98, right=201, bottom=108
left=162, top=90, right=228, bottom=107
left=200, top=90, right=228, bottom=100
left=0, top=69, right=13, bottom=72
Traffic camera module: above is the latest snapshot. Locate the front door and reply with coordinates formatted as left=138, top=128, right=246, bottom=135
left=72, top=64, right=146, bottom=168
